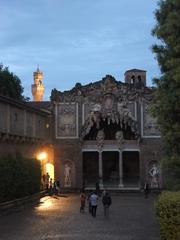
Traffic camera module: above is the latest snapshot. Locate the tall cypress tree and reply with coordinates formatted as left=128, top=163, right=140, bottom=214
left=152, top=0, right=180, bottom=189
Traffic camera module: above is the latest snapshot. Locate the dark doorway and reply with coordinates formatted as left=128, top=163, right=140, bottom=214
left=122, top=151, right=140, bottom=187
left=102, top=151, right=119, bottom=187
left=83, top=152, right=99, bottom=187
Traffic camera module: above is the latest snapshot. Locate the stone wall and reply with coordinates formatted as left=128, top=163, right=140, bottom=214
left=140, top=138, right=163, bottom=188
left=54, top=139, right=82, bottom=189
left=0, top=96, right=52, bottom=161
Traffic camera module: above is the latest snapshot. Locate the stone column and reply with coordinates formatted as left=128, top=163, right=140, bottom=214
left=119, top=151, right=124, bottom=188
left=99, top=151, right=103, bottom=188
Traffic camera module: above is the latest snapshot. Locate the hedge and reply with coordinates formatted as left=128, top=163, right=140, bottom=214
left=156, top=191, right=180, bottom=240
left=0, top=153, right=41, bottom=203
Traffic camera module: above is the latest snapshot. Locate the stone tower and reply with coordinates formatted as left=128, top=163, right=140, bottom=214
left=31, top=67, right=44, bottom=101
left=124, top=69, right=146, bottom=86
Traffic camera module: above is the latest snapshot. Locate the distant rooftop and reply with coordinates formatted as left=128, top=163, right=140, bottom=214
left=124, top=69, right=146, bottom=74
left=26, top=101, right=52, bottom=113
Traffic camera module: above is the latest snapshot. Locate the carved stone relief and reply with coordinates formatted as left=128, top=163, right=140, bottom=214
left=83, top=102, right=97, bottom=124
left=82, top=95, right=139, bottom=140
left=143, top=102, right=161, bottom=136
left=127, top=102, right=136, bottom=119
left=56, top=103, right=78, bottom=138
left=103, top=93, right=115, bottom=111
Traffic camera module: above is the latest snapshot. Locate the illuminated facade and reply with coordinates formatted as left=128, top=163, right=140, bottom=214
left=0, top=69, right=163, bottom=191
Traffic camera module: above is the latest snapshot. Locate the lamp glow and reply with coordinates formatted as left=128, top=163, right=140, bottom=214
left=37, top=152, right=47, bottom=161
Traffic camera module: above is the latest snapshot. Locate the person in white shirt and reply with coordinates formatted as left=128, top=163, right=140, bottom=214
left=90, top=192, right=98, bottom=217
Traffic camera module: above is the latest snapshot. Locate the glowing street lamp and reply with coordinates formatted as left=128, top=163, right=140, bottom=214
left=37, top=152, right=47, bottom=161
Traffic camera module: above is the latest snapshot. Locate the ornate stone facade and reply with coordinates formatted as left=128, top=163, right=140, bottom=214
left=52, top=69, right=163, bottom=190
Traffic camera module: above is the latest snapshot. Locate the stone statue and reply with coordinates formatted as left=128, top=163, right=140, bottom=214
left=96, top=129, right=105, bottom=149
left=149, top=163, right=159, bottom=188
left=115, top=131, right=124, bottom=148
left=64, top=164, right=71, bottom=187
left=92, top=103, right=101, bottom=112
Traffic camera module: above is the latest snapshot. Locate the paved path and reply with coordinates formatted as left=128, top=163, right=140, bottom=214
left=0, top=193, right=160, bottom=240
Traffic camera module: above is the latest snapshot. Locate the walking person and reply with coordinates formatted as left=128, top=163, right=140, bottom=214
left=102, top=191, right=112, bottom=218
left=87, top=191, right=93, bottom=214
left=80, top=191, right=86, bottom=213
left=49, top=178, right=53, bottom=195
left=45, top=172, right=50, bottom=191
left=90, top=191, right=98, bottom=217
left=54, top=179, right=60, bottom=196
left=144, top=181, right=150, bottom=198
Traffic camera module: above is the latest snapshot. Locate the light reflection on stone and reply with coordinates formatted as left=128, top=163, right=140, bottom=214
left=34, top=196, right=60, bottom=212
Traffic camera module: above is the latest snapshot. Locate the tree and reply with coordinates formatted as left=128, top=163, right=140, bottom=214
left=0, top=64, right=28, bottom=101
left=152, top=0, right=180, bottom=189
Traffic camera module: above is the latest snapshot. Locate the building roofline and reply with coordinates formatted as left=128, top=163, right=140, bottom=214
left=0, top=95, right=51, bottom=116
left=124, top=69, right=146, bottom=74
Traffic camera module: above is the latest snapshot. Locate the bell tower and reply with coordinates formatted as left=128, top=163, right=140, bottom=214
left=124, top=69, right=146, bottom=86
left=31, top=67, right=44, bottom=101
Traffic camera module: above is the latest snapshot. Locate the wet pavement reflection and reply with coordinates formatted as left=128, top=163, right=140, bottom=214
left=35, top=196, right=61, bottom=212
left=0, top=193, right=160, bottom=240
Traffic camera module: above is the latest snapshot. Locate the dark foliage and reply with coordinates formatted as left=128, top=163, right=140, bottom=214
left=156, top=191, right=180, bottom=240
left=0, top=154, right=41, bottom=203
left=152, top=0, right=180, bottom=189
left=0, top=64, right=29, bottom=101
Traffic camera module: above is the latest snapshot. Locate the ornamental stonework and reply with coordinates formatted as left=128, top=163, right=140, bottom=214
left=56, top=103, right=78, bottom=138
left=142, top=102, right=161, bottom=137
left=52, top=74, right=160, bottom=140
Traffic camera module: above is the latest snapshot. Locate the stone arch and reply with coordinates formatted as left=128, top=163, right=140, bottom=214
left=138, top=75, right=142, bottom=83
left=131, top=75, right=135, bottom=84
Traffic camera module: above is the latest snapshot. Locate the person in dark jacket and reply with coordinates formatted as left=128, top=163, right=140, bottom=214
left=144, top=182, right=150, bottom=198
left=102, top=192, right=112, bottom=217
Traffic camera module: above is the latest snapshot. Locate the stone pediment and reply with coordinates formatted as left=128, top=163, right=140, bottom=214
left=50, top=75, right=154, bottom=103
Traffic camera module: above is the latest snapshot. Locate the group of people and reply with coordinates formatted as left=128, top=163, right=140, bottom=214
left=42, top=172, right=61, bottom=196
left=80, top=189, right=112, bottom=218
